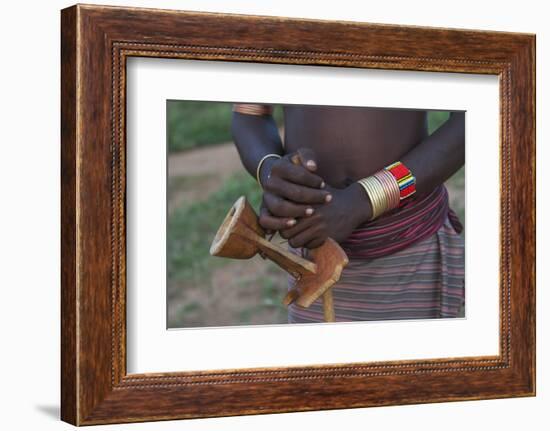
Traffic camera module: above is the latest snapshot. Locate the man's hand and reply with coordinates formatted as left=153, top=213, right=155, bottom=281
left=278, top=183, right=372, bottom=249
left=258, top=148, right=332, bottom=232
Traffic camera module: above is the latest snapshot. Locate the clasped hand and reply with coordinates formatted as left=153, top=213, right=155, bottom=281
left=258, top=148, right=370, bottom=249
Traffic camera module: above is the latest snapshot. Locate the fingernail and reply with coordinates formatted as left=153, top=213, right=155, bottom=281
left=305, top=208, right=314, bottom=216
left=325, top=194, right=333, bottom=203
left=320, top=181, right=325, bottom=188
left=287, top=219, right=296, bottom=226
left=306, top=160, right=317, bottom=170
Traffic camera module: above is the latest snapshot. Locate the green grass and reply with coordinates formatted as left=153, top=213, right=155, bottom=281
left=167, top=101, right=233, bottom=152
left=167, top=171, right=263, bottom=283
left=427, top=111, right=450, bottom=135
left=167, top=101, right=283, bottom=152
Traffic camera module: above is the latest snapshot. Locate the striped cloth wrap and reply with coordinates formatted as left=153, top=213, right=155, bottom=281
left=287, top=183, right=465, bottom=323
left=340, top=184, right=463, bottom=260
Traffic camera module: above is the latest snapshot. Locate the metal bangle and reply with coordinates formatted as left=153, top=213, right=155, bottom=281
left=359, top=177, right=386, bottom=220
left=256, top=154, right=282, bottom=189
left=374, top=169, right=400, bottom=210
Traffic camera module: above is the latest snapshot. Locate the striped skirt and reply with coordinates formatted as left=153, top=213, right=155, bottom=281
left=287, top=214, right=465, bottom=323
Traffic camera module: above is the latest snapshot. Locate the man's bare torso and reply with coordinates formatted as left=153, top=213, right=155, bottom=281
left=283, top=106, right=428, bottom=188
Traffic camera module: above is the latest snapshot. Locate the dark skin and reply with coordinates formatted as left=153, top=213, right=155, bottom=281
left=231, top=105, right=465, bottom=249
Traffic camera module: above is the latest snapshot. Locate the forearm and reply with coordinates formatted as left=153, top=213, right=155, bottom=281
left=401, top=111, right=465, bottom=196
left=351, top=112, right=465, bottom=226
left=231, top=111, right=284, bottom=183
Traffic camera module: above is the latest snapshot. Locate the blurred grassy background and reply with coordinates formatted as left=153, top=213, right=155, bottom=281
left=168, top=101, right=284, bottom=152
left=167, top=101, right=465, bottom=328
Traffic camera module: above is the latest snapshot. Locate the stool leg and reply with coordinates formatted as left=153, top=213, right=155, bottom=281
left=323, top=289, right=335, bottom=322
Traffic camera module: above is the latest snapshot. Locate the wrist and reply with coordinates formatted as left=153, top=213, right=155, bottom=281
left=258, top=157, right=279, bottom=188
left=347, top=182, right=373, bottom=226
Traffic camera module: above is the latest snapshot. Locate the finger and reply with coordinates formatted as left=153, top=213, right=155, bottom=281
left=279, top=215, right=319, bottom=239
left=288, top=225, right=323, bottom=249
left=263, top=192, right=317, bottom=218
left=265, top=176, right=331, bottom=205
left=258, top=201, right=274, bottom=235
left=296, top=148, right=320, bottom=172
left=272, top=158, right=325, bottom=189
left=304, top=236, right=327, bottom=249
left=259, top=206, right=296, bottom=231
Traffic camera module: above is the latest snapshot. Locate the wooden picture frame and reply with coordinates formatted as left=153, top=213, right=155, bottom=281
left=61, top=4, right=535, bottom=425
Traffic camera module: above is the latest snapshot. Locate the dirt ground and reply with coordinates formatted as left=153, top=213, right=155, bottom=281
left=167, top=143, right=289, bottom=327
left=168, top=144, right=244, bottom=215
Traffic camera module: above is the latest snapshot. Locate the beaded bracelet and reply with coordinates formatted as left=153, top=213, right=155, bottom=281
left=357, top=160, right=416, bottom=221
left=385, top=161, right=417, bottom=200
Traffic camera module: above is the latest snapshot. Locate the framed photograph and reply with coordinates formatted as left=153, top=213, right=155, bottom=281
left=61, top=4, right=535, bottom=425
